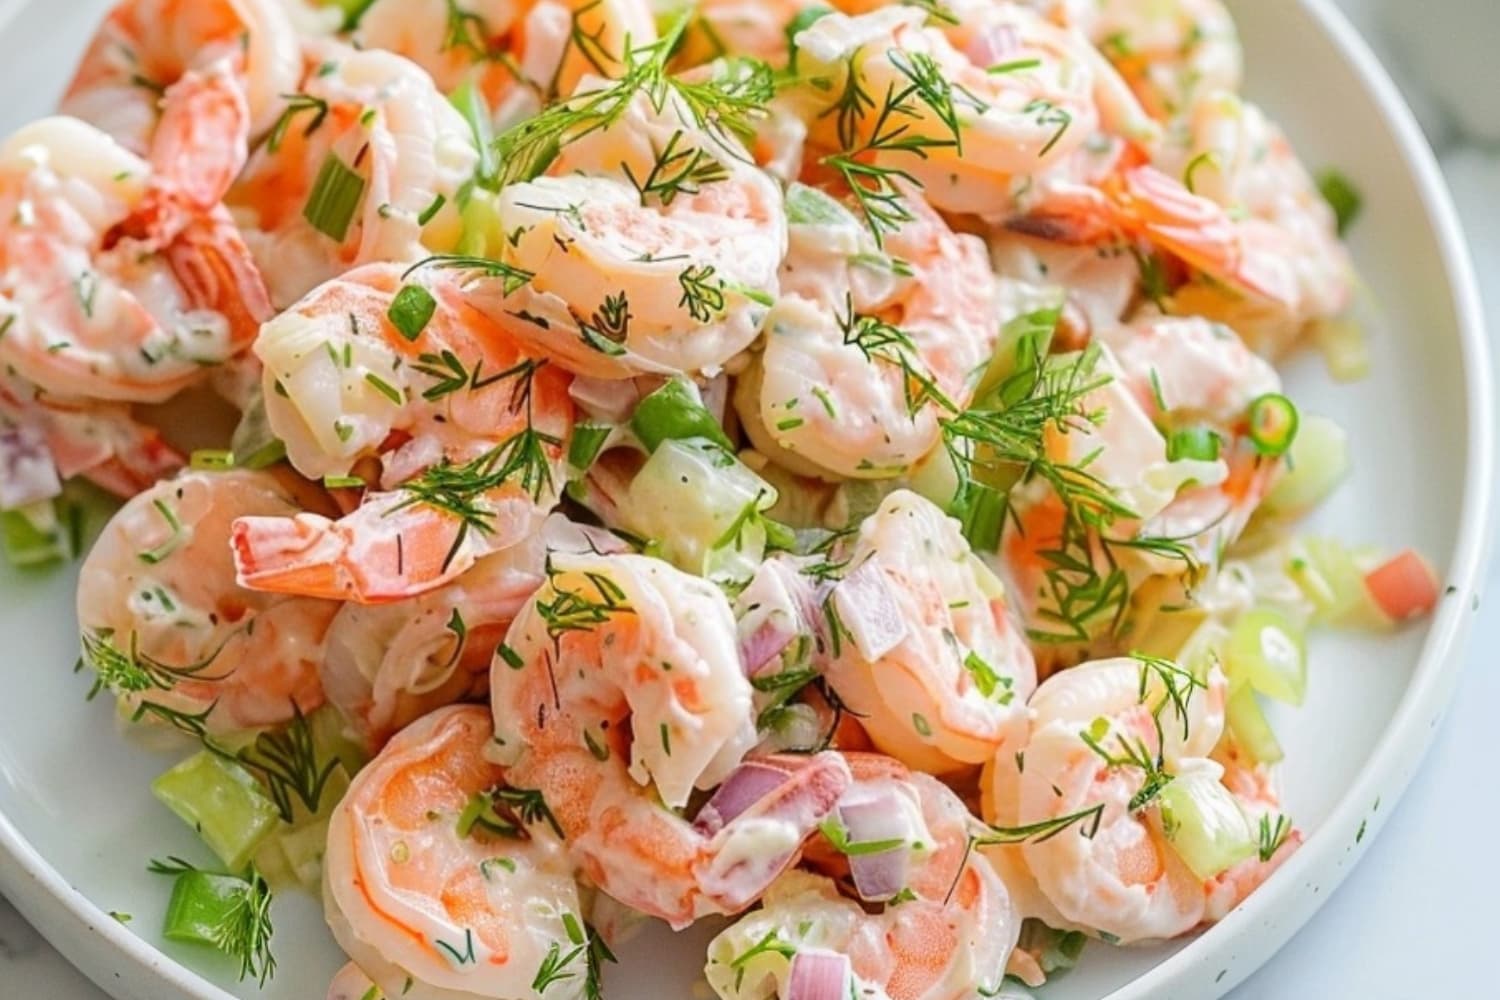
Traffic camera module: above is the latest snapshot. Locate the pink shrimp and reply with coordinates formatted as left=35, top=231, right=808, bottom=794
left=61, top=0, right=302, bottom=249
left=230, top=262, right=574, bottom=604
left=76, top=469, right=338, bottom=735
left=490, top=550, right=852, bottom=928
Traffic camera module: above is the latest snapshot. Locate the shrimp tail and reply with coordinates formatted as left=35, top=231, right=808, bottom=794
left=103, top=58, right=250, bottom=251
left=233, top=494, right=533, bottom=603
left=164, top=207, right=274, bottom=353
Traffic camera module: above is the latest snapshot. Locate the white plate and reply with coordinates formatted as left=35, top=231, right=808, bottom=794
left=0, top=1, right=1491, bottom=998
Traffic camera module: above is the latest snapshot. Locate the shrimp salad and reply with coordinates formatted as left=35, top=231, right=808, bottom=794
left=0, top=0, right=1444, bottom=997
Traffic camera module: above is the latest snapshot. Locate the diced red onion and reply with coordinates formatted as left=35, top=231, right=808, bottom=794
left=693, top=760, right=793, bottom=835
left=739, top=616, right=798, bottom=678
left=832, top=562, right=908, bottom=660
left=838, top=796, right=912, bottom=902
left=787, top=950, right=852, bottom=1000
left=0, top=424, right=61, bottom=511
left=736, top=558, right=824, bottom=677
left=569, top=375, right=643, bottom=423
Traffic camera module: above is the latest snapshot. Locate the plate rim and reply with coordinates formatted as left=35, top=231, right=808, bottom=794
left=0, top=0, right=1493, bottom=998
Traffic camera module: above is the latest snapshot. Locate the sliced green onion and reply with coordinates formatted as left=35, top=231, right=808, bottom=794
left=951, top=479, right=1005, bottom=553
left=1, top=502, right=67, bottom=568
left=153, top=753, right=281, bottom=872
left=137, top=499, right=184, bottom=565
left=387, top=284, right=438, bottom=342
left=303, top=153, right=366, bottom=242
left=1166, top=426, right=1222, bottom=463
left=1156, top=771, right=1257, bottom=880
left=450, top=76, right=498, bottom=189
left=630, top=378, right=734, bottom=453
left=1226, top=685, right=1284, bottom=764
left=231, top=387, right=287, bottom=470
left=190, top=450, right=236, bottom=471
left=1016, top=920, right=1087, bottom=977
left=1316, top=169, right=1363, bottom=236
left=973, top=306, right=1061, bottom=405
left=784, top=181, right=857, bottom=227
left=416, top=193, right=447, bottom=227
left=1224, top=606, right=1307, bottom=705
left=1265, top=415, right=1348, bottom=516
left=322, top=475, right=365, bottom=490
left=1246, top=393, right=1299, bottom=457
left=567, top=421, right=612, bottom=474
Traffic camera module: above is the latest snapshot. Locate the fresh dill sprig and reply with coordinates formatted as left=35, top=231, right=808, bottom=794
left=622, top=129, right=730, bottom=207
left=264, top=93, right=330, bottom=154
left=404, top=255, right=534, bottom=296
left=536, top=566, right=634, bottom=639
left=835, top=294, right=954, bottom=416
left=1258, top=812, right=1292, bottom=862
left=148, top=860, right=276, bottom=986
left=1131, top=651, right=1205, bottom=742
left=1079, top=717, right=1174, bottom=813
left=232, top=704, right=340, bottom=823
left=493, top=12, right=772, bottom=188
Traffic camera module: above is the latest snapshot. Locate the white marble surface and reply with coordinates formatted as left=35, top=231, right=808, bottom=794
left=2, top=1, right=1496, bottom=998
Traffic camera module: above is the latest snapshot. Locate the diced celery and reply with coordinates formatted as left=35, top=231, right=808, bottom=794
left=906, top=440, right=964, bottom=512
left=1224, top=607, right=1306, bottom=705
left=457, top=187, right=504, bottom=258
left=973, top=307, right=1062, bottom=403
left=1225, top=685, right=1284, bottom=764
left=1294, top=537, right=1385, bottom=628
left=1314, top=316, right=1371, bottom=383
left=153, top=753, right=281, bottom=872
left=1, top=503, right=67, bottom=567
left=1157, top=771, right=1257, bottom=880
left=162, top=870, right=255, bottom=946
left=231, top=387, right=286, bottom=470
left=1265, top=416, right=1349, bottom=516
left=624, top=439, right=778, bottom=581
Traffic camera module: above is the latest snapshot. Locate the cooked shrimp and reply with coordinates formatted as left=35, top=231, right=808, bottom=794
left=1150, top=93, right=1353, bottom=354
left=706, top=754, right=1020, bottom=1000
left=817, top=491, right=1035, bottom=774
left=229, top=41, right=479, bottom=308
left=794, top=5, right=1157, bottom=216
left=466, top=84, right=786, bottom=379
left=0, top=117, right=270, bottom=404
left=981, top=655, right=1234, bottom=943
left=1041, top=0, right=1242, bottom=121
left=0, top=370, right=182, bottom=500
left=231, top=262, right=574, bottom=603
left=324, top=705, right=592, bottom=1000
left=61, top=0, right=302, bottom=248
left=76, top=470, right=337, bottom=735
left=736, top=181, right=997, bottom=480
left=321, top=534, right=545, bottom=752
left=355, top=0, right=653, bottom=107
left=1203, top=737, right=1301, bottom=922
left=490, top=551, right=852, bottom=927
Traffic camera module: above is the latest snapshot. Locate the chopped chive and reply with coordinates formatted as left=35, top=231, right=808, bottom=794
left=138, top=500, right=183, bottom=564
left=567, top=422, right=612, bottom=471
left=988, top=58, right=1041, bottom=74
left=323, top=475, right=365, bottom=489
left=364, top=373, right=404, bottom=406
left=388, top=284, right=438, bottom=342
left=776, top=416, right=805, bottom=431
left=1166, top=426, right=1222, bottom=462
left=303, top=153, right=366, bottom=241
left=1316, top=169, right=1363, bottom=236
left=189, top=450, right=235, bottom=471
left=417, top=193, right=448, bottom=227
left=498, top=644, right=524, bottom=670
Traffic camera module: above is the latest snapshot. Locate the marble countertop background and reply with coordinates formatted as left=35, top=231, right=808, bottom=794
left=3, top=1, right=1496, bottom=997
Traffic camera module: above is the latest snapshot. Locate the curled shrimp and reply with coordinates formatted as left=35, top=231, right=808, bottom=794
left=0, top=117, right=270, bottom=404
left=467, top=82, right=786, bottom=379
left=706, top=753, right=1020, bottom=1000
left=490, top=550, right=852, bottom=927
left=736, top=181, right=997, bottom=480
left=61, top=0, right=302, bottom=248
left=75, top=470, right=337, bottom=735
left=819, top=491, right=1036, bottom=774
left=230, top=41, right=479, bottom=308
left=231, top=262, right=573, bottom=603
left=1204, top=738, right=1301, bottom=922
left=980, top=655, right=1273, bottom=944
left=324, top=705, right=593, bottom=1000
left=794, top=5, right=1156, bottom=216
left=321, top=534, right=545, bottom=752
left=1041, top=0, right=1243, bottom=121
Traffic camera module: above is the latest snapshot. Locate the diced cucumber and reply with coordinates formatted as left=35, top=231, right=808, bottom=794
left=630, top=378, right=734, bottom=453
left=1225, top=685, right=1284, bottom=764
left=162, top=870, right=254, bottom=946
left=1265, top=416, right=1349, bottom=516
left=153, top=753, right=281, bottom=872
left=1224, top=607, right=1306, bottom=705
left=1156, top=771, right=1256, bottom=880
left=785, top=182, right=857, bottom=228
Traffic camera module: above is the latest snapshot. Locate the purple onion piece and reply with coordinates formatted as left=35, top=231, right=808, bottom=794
left=692, top=760, right=790, bottom=835
left=832, top=561, right=909, bottom=660
left=786, top=950, right=852, bottom=1000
